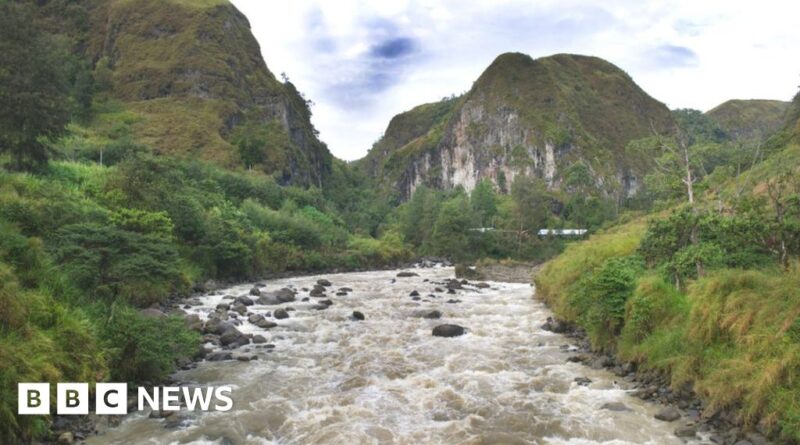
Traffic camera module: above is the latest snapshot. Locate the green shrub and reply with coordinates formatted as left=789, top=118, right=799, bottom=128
left=568, top=255, right=645, bottom=349
left=101, top=305, right=199, bottom=383
left=620, top=275, right=689, bottom=346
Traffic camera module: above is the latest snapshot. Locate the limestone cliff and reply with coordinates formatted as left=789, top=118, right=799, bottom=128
left=358, top=53, right=675, bottom=201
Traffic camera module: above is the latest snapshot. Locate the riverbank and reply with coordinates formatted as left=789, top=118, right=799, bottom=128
left=534, top=218, right=797, bottom=444
left=539, top=318, right=773, bottom=445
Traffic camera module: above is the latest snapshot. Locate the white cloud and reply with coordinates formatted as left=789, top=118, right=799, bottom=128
left=231, top=0, right=800, bottom=160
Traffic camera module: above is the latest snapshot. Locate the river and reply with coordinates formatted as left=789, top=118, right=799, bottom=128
left=86, top=266, right=710, bottom=445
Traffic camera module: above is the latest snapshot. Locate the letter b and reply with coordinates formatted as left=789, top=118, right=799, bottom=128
left=57, top=383, right=88, bottom=415
left=18, top=383, right=50, bottom=415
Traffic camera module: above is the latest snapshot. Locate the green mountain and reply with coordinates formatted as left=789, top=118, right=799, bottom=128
left=358, top=52, right=675, bottom=201
left=706, top=99, right=790, bottom=141
left=42, top=0, right=332, bottom=186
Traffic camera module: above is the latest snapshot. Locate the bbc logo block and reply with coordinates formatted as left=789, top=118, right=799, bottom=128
left=18, top=383, right=232, bottom=415
left=19, top=383, right=128, bottom=415
left=18, top=383, right=49, bottom=415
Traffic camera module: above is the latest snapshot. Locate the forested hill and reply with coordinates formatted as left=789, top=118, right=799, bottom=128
left=36, top=0, right=332, bottom=186
left=357, top=52, right=675, bottom=201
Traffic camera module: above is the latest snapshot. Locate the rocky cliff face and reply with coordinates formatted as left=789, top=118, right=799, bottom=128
left=706, top=99, right=790, bottom=141
left=81, top=0, right=330, bottom=185
left=359, top=53, right=674, bottom=201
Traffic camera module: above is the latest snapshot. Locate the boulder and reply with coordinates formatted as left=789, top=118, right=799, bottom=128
left=311, top=304, right=330, bottom=310
left=275, top=288, right=296, bottom=303
left=541, top=316, right=569, bottom=333
left=422, top=310, right=442, bottom=319
left=216, top=303, right=230, bottom=311
left=273, top=308, right=289, bottom=320
left=432, top=324, right=466, bottom=337
left=397, top=272, right=419, bottom=277
left=252, top=335, right=267, bottom=344
left=235, top=295, right=254, bottom=306
left=319, top=299, right=333, bottom=306
left=58, top=432, right=74, bottom=445
left=231, top=303, right=247, bottom=315
left=207, top=351, right=233, bottom=361
left=254, top=318, right=277, bottom=329
left=351, top=311, right=365, bottom=321
left=475, top=282, right=491, bottom=289
left=248, top=313, right=264, bottom=324
left=310, top=284, right=326, bottom=297
left=409, top=290, right=420, bottom=297
left=339, top=287, right=353, bottom=292
left=248, top=287, right=261, bottom=296
left=574, top=377, right=592, bottom=386
left=674, top=425, right=697, bottom=438
left=184, top=314, right=203, bottom=331
left=203, top=319, right=233, bottom=335
left=219, top=327, right=248, bottom=347
left=317, top=279, right=332, bottom=287
left=258, top=288, right=296, bottom=305
left=601, top=402, right=630, bottom=412
left=654, top=406, right=681, bottom=422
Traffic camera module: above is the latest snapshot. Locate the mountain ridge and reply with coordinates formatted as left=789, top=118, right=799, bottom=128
left=358, top=52, right=675, bottom=201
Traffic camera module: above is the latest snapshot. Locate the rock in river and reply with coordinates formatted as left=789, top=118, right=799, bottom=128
left=274, top=308, right=289, bottom=320
left=351, top=311, right=365, bottom=321
left=397, top=271, right=419, bottom=277
left=654, top=406, right=681, bottom=422
left=235, top=295, right=254, bottom=306
left=219, top=326, right=248, bottom=347
left=432, top=324, right=466, bottom=337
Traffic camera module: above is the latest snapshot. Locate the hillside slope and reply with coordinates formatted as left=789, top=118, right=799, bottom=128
left=55, top=0, right=332, bottom=185
left=706, top=99, right=789, bottom=141
left=359, top=53, right=675, bottom=201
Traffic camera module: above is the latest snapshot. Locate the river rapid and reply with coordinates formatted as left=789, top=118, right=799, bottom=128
left=86, top=266, right=710, bottom=445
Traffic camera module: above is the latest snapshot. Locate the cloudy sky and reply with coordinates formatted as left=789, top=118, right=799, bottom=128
left=230, top=0, right=800, bottom=160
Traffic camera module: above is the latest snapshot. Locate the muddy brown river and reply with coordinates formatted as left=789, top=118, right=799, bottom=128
left=86, top=267, right=711, bottom=444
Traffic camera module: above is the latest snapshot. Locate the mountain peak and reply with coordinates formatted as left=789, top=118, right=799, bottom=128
left=360, top=51, right=674, bottom=200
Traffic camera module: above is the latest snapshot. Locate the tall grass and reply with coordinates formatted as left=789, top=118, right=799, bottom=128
left=536, top=222, right=800, bottom=440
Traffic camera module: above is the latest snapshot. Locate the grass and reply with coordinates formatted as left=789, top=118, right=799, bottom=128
left=535, top=222, right=800, bottom=440
left=534, top=217, right=646, bottom=319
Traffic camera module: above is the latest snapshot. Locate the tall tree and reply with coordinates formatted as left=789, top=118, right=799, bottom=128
left=471, top=179, right=497, bottom=227
left=0, top=2, right=70, bottom=170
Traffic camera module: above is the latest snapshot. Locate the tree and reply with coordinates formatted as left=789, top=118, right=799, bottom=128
left=765, top=171, right=800, bottom=270
left=431, top=194, right=475, bottom=261
left=510, top=176, right=550, bottom=252
left=0, top=3, right=70, bottom=170
left=471, top=179, right=497, bottom=227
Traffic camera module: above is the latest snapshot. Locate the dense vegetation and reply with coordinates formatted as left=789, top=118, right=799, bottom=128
left=535, top=100, right=800, bottom=440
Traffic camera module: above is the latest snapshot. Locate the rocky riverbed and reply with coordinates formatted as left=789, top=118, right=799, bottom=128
left=79, top=266, right=723, bottom=445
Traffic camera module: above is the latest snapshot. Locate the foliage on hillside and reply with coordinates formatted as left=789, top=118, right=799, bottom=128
left=35, top=0, right=332, bottom=186
left=535, top=190, right=800, bottom=440
left=706, top=99, right=790, bottom=141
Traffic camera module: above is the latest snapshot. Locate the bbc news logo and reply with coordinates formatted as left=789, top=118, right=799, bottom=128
left=18, top=383, right=233, bottom=415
